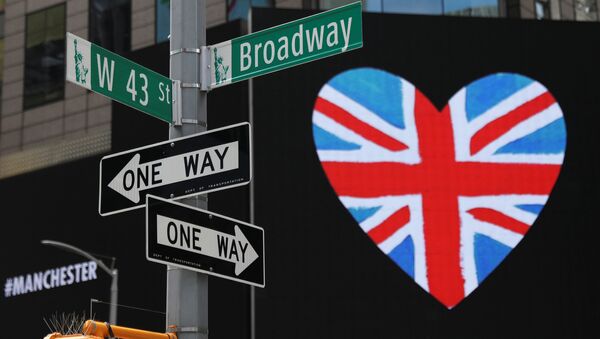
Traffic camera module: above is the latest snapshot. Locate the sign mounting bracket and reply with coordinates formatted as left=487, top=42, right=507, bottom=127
left=171, top=46, right=210, bottom=126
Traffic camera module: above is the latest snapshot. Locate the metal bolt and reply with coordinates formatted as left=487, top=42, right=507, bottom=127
left=208, top=214, right=213, bottom=219
left=170, top=142, right=175, bottom=148
left=209, top=267, right=213, bottom=272
left=170, top=193, right=174, bottom=198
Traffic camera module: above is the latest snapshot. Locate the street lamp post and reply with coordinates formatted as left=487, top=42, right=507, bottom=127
left=40, top=240, right=118, bottom=325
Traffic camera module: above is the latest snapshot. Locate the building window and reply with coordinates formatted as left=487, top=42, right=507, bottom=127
left=365, top=0, right=443, bottom=15
left=227, top=0, right=272, bottom=21
left=156, top=0, right=169, bottom=43
left=366, top=0, right=499, bottom=16
left=575, top=0, right=598, bottom=21
left=89, top=0, right=131, bottom=54
left=535, top=0, right=551, bottom=19
left=320, top=0, right=357, bottom=10
left=444, top=0, right=499, bottom=17
left=23, top=4, right=65, bottom=110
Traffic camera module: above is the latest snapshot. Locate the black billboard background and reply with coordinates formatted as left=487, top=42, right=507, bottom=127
left=251, top=8, right=600, bottom=339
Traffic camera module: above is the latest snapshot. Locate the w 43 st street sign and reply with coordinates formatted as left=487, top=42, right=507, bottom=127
left=99, top=122, right=251, bottom=216
left=209, top=1, right=362, bottom=89
left=66, top=33, right=172, bottom=123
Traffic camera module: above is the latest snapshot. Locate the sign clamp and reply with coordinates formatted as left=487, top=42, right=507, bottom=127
left=172, top=79, right=183, bottom=126
left=169, top=47, right=202, bottom=56
left=171, top=46, right=210, bottom=126
left=167, top=326, right=209, bottom=335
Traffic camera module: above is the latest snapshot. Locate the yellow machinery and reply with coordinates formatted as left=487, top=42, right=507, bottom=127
left=43, top=320, right=177, bottom=339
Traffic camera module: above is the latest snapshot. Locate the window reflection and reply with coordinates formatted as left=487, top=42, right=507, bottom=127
left=535, top=0, right=551, bottom=19
left=445, top=0, right=499, bottom=17
left=365, top=0, right=499, bottom=17
left=89, top=0, right=131, bottom=54
left=320, top=0, right=358, bottom=10
left=228, top=0, right=271, bottom=21
left=381, top=0, right=443, bottom=15
left=24, top=4, right=65, bottom=110
left=575, top=0, right=599, bottom=21
left=156, top=0, right=170, bottom=43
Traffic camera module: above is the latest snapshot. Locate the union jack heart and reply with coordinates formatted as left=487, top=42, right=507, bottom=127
left=312, top=68, right=566, bottom=308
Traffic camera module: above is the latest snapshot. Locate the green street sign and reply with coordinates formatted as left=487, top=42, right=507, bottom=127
left=66, top=33, right=173, bottom=123
left=209, top=1, right=363, bottom=89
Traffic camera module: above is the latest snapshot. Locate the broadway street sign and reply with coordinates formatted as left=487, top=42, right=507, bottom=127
left=147, top=195, right=265, bottom=287
left=209, top=1, right=362, bottom=89
left=99, top=122, right=251, bottom=216
left=66, top=32, right=172, bottom=123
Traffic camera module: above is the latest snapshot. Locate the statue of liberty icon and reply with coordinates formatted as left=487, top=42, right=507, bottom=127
left=214, top=47, right=229, bottom=85
left=74, top=39, right=89, bottom=84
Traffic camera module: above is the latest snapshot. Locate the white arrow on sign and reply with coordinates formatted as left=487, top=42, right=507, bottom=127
left=156, top=215, right=259, bottom=275
left=108, top=141, right=239, bottom=203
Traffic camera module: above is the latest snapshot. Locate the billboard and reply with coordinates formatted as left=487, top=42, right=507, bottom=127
left=251, top=8, right=600, bottom=339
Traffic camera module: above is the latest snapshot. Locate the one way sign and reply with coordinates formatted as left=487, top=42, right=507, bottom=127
left=147, top=195, right=265, bottom=287
left=99, top=122, right=251, bottom=216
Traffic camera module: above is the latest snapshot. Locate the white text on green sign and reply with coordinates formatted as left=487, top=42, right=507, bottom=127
left=66, top=33, right=172, bottom=123
left=210, top=2, right=362, bottom=89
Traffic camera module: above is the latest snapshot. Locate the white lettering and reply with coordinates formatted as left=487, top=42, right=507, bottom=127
left=305, top=26, right=325, bottom=52
left=254, top=43, right=263, bottom=68
left=66, top=265, right=75, bottom=285
left=43, top=270, right=52, bottom=289
left=5, top=262, right=100, bottom=298
left=292, top=24, right=304, bottom=57
left=81, top=262, right=88, bottom=281
left=240, top=42, right=252, bottom=71
left=12, top=277, right=25, bottom=295
left=159, top=82, right=166, bottom=102
left=96, top=55, right=115, bottom=91
left=277, top=37, right=289, bottom=61
left=33, top=272, right=43, bottom=291
left=340, top=17, right=352, bottom=52
left=326, top=22, right=339, bottom=47
left=24, top=275, right=33, bottom=293
left=88, top=262, right=98, bottom=280
left=50, top=269, right=59, bottom=288
left=263, top=41, right=275, bottom=65
left=60, top=267, right=67, bottom=286
left=74, top=263, right=82, bottom=283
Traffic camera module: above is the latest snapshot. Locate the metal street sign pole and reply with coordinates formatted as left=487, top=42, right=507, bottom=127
left=168, top=1, right=208, bottom=339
